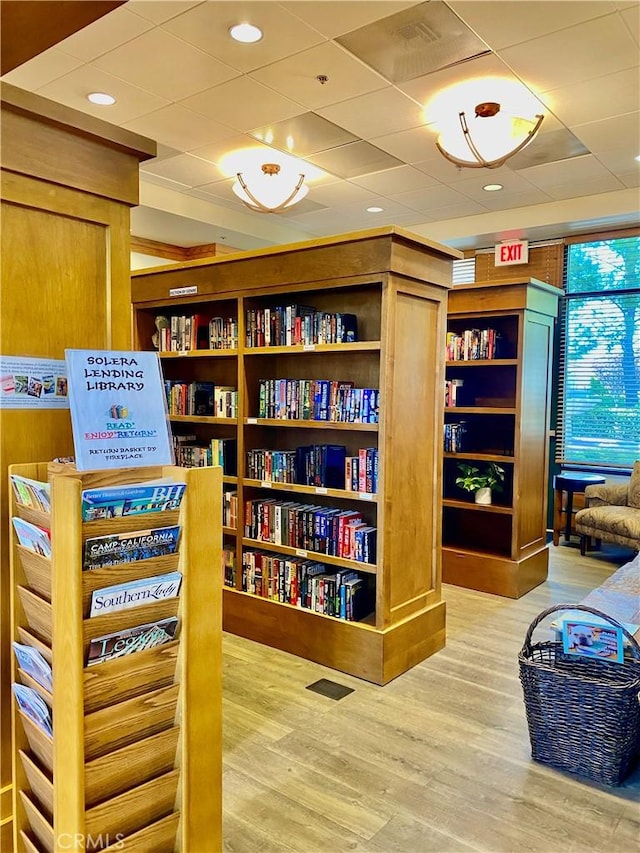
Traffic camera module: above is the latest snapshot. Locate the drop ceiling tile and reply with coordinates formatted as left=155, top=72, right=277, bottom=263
left=594, top=147, right=640, bottom=174
left=508, top=128, right=590, bottom=170
left=500, top=14, right=639, bottom=92
left=142, top=153, right=219, bottom=187
left=317, top=87, right=425, bottom=140
left=124, top=104, right=237, bottom=151
left=0, top=49, right=82, bottom=91
left=413, top=199, right=489, bottom=219
left=473, top=187, right=554, bottom=210
left=37, top=66, right=170, bottom=124
left=140, top=172, right=191, bottom=191
left=162, top=1, right=325, bottom=73
left=151, top=144, right=184, bottom=162
left=181, top=182, right=238, bottom=205
left=56, top=6, right=154, bottom=61
left=539, top=67, right=640, bottom=127
left=336, top=1, right=490, bottom=84
left=371, top=126, right=436, bottom=164
left=280, top=1, right=419, bottom=39
left=394, top=183, right=474, bottom=211
left=451, top=171, right=541, bottom=202
left=448, top=1, right=616, bottom=50
left=307, top=141, right=404, bottom=178
left=303, top=181, right=379, bottom=207
left=621, top=5, right=640, bottom=45
left=190, top=134, right=276, bottom=164
left=93, top=28, right=239, bottom=101
left=571, top=111, right=640, bottom=152
left=127, top=1, right=204, bottom=25
left=249, top=42, right=388, bottom=110
left=181, top=77, right=305, bottom=133
left=248, top=113, right=358, bottom=158
left=544, top=174, right=625, bottom=200
left=619, top=170, right=640, bottom=188
left=350, top=165, right=439, bottom=194
left=517, top=153, right=617, bottom=188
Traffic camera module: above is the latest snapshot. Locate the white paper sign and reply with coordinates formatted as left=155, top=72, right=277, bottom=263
left=0, top=356, right=69, bottom=409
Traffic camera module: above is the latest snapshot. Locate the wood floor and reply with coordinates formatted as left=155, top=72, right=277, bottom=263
left=222, top=543, right=640, bottom=853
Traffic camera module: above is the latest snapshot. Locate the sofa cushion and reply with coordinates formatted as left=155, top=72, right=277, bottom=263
left=628, top=460, right=640, bottom=509
left=575, top=505, right=640, bottom=544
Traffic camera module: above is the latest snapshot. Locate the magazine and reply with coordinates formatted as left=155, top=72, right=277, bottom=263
left=12, top=642, right=53, bottom=692
left=83, top=525, right=180, bottom=569
left=11, top=517, right=52, bottom=557
left=87, top=616, right=179, bottom=665
left=81, top=479, right=186, bottom=521
left=9, top=474, right=51, bottom=513
left=12, top=683, right=53, bottom=737
left=561, top=619, right=624, bottom=663
left=89, top=571, right=182, bottom=617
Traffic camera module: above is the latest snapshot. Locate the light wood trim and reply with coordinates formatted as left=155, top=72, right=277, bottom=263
left=242, top=537, right=377, bottom=574
left=102, top=812, right=180, bottom=852
left=16, top=548, right=51, bottom=602
left=19, top=831, right=40, bottom=853
left=17, top=587, right=52, bottom=643
left=131, top=236, right=242, bottom=262
left=170, top=414, right=237, bottom=425
left=563, top=225, right=639, bottom=244
left=18, top=752, right=52, bottom=816
left=244, top=342, right=381, bottom=355
left=85, top=769, right=179, bottom=840
left=244, top=418, right=378, bottom=432
left=243, top=479, right=378, bottom=503
left=160, top=349, right=237, bottom=359
left=19, top=791, right=53, bottom=853
left=51, top=474, right=85, bottom=849
left=178, top=465, right=222, bottom=852
left=16, top=713, right=53, bottom=774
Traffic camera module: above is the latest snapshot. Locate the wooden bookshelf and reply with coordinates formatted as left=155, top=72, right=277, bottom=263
left=132, top=227, right=461, bottom=684
left=9, top=462, right=222, bottom=852
left=442, top=278, right=560, bottom=598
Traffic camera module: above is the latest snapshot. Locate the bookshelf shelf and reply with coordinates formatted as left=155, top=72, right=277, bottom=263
left=241, top=537, right=378, bottom=574
left=132, top=227, right=459, bottom=684
left=222, top=525, right=236, bottom=536
left=244, top=341, right=382, bottom=355
left=244, top=418, right=378, bottom=431
left=160, top=349, right=237, bottom=359
left=9, top=462, right=222, bottom=852
left=169, top=415, right=237, bottom=425
left=224, top=586, right=380, bottom=625
left=243, top=478, right=378, bottom=502
left=443, top=278, right=560, bottom=598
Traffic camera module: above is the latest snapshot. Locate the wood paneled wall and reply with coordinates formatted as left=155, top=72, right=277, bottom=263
left=475, top=244, right=564, bottom=288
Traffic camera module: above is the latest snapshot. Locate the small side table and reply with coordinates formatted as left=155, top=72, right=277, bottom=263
left=553, top=472, right=606, bottom=546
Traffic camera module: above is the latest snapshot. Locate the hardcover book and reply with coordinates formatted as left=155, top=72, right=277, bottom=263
left=83, top=524, right=180, bottom=569
left=87, top=616, right=179, bottom=665
left=81, top=480, right=186, bottom=520
left=12, top=517, right=52, bottom=557
left=89, top=571, right=182, bottom=617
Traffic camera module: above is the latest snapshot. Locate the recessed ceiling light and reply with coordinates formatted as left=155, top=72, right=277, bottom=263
left=87, top=92, right=116, bottom=105
left=367, top=206, right=383, bottom=213
left=483, top=183, right=503, bottom=192
left=635, top=154, right=640, bottom=162
left=229, top=23, right=263, bottom=43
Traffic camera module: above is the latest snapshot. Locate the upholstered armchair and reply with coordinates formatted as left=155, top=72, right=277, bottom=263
left=575, top=461, right=640, bottom=555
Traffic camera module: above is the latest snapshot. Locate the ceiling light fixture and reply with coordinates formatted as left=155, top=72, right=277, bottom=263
left=436, top=101, right=544, bottom=169
left=483, top=183, right=503, bottom=192
left=366, top=206, right=383, bottom=213
left=87, top=92, right=116, bottom=105
left=229, top=23, right=263, bottom=43
left=232, top=163, right=307, bottom=213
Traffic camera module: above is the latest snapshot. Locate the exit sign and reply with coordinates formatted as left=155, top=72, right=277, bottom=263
left=495, top=239, right=529, bottom=266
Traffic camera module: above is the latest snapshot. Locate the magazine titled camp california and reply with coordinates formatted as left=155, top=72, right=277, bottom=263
left=83, top=525, right=180, bottom=569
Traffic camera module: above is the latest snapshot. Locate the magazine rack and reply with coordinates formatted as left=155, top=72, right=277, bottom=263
left=9, top=462, right=222, bottom=852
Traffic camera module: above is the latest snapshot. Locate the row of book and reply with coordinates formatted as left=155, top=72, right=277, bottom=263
left=165, top=380, right=238, bottom=418
left=245, top=305, right=358, bottom=347
left=224, top=491, right=238, bottom=528
left=444, top=421, right=468, bottom=452
left=172, top=435, right=237, bottom=473
left=257, top=379, right=379, bottom=423
left=246, top=445, right=378, bottom=493
left=156, top=313, right=238, bottom=351
left=223, top=546, right=236, bottom=588
left=242, top=550, right=372, bottom=621
left=244, top=499, right=377, bottom=564
left=446, top=328, right=501, bottom=361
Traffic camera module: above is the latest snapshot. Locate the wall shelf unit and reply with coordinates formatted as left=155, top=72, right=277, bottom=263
left=132, top=227, right=460, bottom=685
left=442, top=278, right=560, bottom=598
left=9, top=462, right=221, bottom=852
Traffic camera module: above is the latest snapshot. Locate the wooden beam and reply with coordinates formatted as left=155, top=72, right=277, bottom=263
left=1, top=1, right=126, bottom=75
left=130, top=236, right=242, bottom=263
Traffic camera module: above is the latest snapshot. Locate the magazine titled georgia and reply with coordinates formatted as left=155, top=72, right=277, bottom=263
left=83, top=525, right=180, bottom=569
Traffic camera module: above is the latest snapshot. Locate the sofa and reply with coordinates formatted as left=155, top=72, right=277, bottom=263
left=575, top=461, right=640, bottom=555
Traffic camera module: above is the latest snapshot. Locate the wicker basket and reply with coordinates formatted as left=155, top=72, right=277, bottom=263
left=519, top=603, right=640, bottom=786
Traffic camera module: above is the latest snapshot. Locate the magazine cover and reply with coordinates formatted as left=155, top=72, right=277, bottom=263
left=12, top=683, right=53, bottom=737
left=89, top=571, right=182, bottom=616
left=12, top=517, right=52, bottom=557
left=12, top=642, right=53, bottom=692
left=10, top=474, right=51, bottom=512
left=562, top=619, right=624, bottom=663
left=87, top=616, right=179, bottom=665
left=82, top=479, right=186, bottom=520
left=83, top=524, right=180, bottom=569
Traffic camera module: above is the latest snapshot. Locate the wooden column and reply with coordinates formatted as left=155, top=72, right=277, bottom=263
left=0, top=82, right=155, bottom=846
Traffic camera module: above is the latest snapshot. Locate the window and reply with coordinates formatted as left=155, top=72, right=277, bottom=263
left=556, top=234, right=640, bottom=470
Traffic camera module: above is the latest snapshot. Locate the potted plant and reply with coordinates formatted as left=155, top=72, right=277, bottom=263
left=455, top=462, right=505, bottom=505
